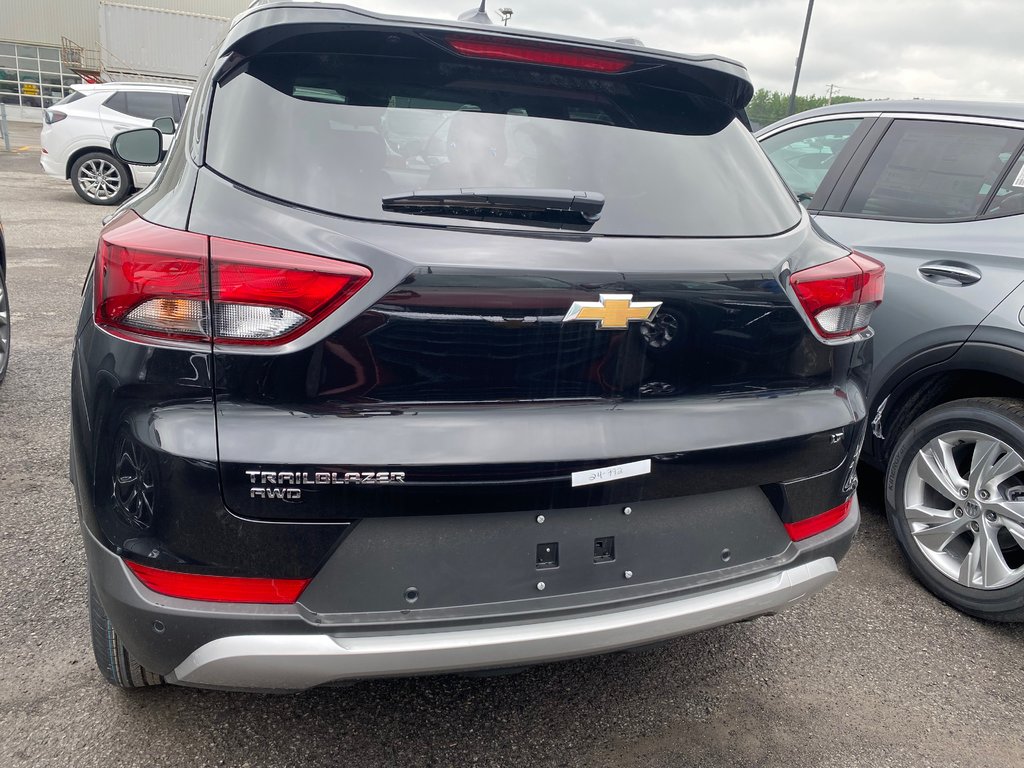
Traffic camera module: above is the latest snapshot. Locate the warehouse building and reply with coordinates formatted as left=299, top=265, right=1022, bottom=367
left=1, top=0, right=247, bottom=120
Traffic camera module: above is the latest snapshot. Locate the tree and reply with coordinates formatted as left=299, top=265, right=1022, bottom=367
left=745, top=88, right=871, bottom=130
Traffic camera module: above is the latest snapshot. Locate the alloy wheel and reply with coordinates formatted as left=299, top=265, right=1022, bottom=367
left=77, top=158, right=122, bottom=202
left=903, top=430, right=1024, bottom=590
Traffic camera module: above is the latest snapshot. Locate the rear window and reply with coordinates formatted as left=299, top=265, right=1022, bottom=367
left=205, top=32, right=799, bottom=236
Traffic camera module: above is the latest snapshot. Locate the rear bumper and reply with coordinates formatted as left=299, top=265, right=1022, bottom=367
left=40, top=152, right=64, bottom=179
left=82, top=496, right=856, bottom=691
left=169, top=557, right=837, bottom=690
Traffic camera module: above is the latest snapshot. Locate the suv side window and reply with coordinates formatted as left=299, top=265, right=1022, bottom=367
left=759, top=118, right=863, bottom=203
left=843, top=119, right=1023, bottom=221
left=104, top=90, right=177, bottom=121
left=174, top=94, right=189, bottom=122
left=983, top=150, right=1024, bottom=218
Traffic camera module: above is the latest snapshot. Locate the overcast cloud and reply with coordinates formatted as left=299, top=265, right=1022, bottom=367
left=356, top=0, right=1024, bottom=102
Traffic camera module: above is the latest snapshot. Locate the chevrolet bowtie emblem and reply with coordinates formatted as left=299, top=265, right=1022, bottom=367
left=563, top=294, right=663, bottom=330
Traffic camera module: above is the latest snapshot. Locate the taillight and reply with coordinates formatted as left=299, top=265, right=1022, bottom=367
left=125, top=560, right=310, bottom=604
left=95, top=213, right=210, bottom=342
left=44, top=110, right=67, bottom=124
left=211, top=239, right=371, bottom=345
left=789, top=251, right=885, bottom=340
left=447, top=37, right=632, bottom=73
left=784, top=498, right=853, bottom=541
left=95, top=212, right=372, bottom=346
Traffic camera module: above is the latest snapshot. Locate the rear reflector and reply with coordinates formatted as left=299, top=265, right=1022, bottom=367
left=94, top=212, right=372, bottom=346
left=125, top=560, right=310, bottom=604
left=784, top=498, right=853, bottom=541
left=448, top=37, right=632, bottom=73
left=789, top=252, right=885, bottom=340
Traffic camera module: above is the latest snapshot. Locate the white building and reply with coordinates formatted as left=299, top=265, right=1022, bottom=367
left=1, top=0, right=247, bottom=120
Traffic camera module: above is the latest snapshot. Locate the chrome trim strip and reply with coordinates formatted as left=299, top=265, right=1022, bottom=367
left=758, top=110, right=1024, bottom=141
left=170, top=557, right=838, bottom=690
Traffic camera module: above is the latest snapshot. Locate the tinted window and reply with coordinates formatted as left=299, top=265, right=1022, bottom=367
left=52, top=90, right=85, bottom=107
left=983, top=150, right=1024, bottom=218
left=105, top=90, right=177, bottom=121
left=760, top=118, right=863, bottom=202
left=205, top=33, right=799, bottom=237
left=843, top=120, right=1023, bottom=220
left=103, top=91, right=127, bottom=113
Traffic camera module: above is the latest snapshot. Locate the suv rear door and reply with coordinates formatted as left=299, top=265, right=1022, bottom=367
left=765, top=115, right=1024, bottom=399
left=186, top=23, right=858, bottom=527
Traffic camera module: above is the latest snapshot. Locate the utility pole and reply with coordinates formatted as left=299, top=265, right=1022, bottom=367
left=787, top=0, right=815, bottom=116
left=826, top=83, right=839, bottom=105
left=498, top=7, right=513, bottom=25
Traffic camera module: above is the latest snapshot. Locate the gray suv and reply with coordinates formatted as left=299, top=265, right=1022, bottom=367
left=759, top=101, right=1024, bottom=621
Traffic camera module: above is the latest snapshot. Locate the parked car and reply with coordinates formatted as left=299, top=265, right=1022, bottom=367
left=758, top=101, right=1024, bottom=621
left=72, top=2, right=883, bottom=692
left=40, top=82, right=191, bottom=206
left=0, top=215, right=7, bottom=384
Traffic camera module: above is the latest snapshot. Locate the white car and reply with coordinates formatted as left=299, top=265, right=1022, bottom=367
left=40, top=82, right=191, bottom=206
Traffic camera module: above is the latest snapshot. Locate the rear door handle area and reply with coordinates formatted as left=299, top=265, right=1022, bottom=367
left=918, top=262, right=982, bottom=286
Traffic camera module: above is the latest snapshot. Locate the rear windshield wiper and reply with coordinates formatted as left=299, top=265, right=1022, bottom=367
left=382, top=188, right=605, bottom=229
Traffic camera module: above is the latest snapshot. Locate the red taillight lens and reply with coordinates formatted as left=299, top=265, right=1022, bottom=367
left=784, top=498, right=853, bottom=541
left=211, top=238, right=371, bottom=345
left=94, top=212, right=372, bottom=346
left=45, top=110, right=67, bottom=124
left=125, top=560, right=310, bottom=604
left=448, top=37, right=632, bottom=73
left=789, top=251, right=885, bottom=340
left=95, top=212, right=210, bottom=342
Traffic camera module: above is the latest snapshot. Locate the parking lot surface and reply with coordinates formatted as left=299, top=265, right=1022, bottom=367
left=1, top=150, right=1022, bottom=768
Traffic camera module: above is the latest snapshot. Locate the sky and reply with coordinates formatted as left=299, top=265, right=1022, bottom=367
left=354, top=0, right=1024, bottom=102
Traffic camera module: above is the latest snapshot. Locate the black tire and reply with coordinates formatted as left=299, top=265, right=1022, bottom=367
left=0, top=267, right=9, bottom=385
left=89, top=579, right=163, bottom=688
left=885, top=397, right=1024, bottom=622
left=70, top=151, right=132, bottom=206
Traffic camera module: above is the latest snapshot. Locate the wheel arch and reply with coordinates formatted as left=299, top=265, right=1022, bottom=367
left=868, top=342, right=1024, bottom=468
left=65, top=145, right=113, bottom=179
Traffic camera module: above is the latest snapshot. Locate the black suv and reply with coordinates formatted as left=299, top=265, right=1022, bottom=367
left=72, top=2, right=882, bottom=691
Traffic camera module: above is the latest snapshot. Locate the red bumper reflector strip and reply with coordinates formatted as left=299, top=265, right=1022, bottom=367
left=125, top=561, right=310, bottom=604
left=784, top=498, right=853, bottom=542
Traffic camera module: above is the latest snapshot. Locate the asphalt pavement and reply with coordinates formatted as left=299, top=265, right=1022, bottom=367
left=1, top=150, right=1022, bottom=768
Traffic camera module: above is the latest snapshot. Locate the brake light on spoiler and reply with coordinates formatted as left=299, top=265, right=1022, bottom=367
left=789, top=251, right=885, bottom=341
left=447, top=36, right=633, bottom=73
left=94, top=212, right=371, bottom=346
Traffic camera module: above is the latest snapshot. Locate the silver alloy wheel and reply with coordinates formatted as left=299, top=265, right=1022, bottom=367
left=903, top=429, right=1024, bottom=590
left=77, top=158, right=122, bottom=201
left=0, top=273, right=9, bottom=377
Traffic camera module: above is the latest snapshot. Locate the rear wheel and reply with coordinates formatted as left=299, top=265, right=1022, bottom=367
left=0, top=267, right=9, bottom=384
left=71, top=152, right=132, bottom=206
left=886, top=398, right=1024, bottom=621
left=89, top=580, right=163, bottom=688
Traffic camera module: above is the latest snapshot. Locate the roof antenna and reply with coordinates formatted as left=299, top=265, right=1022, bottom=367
left=458, top=1, right=493, bottom=24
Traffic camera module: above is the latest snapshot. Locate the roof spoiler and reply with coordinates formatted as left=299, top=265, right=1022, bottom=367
left=219, top=6, right=755, bottom=111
